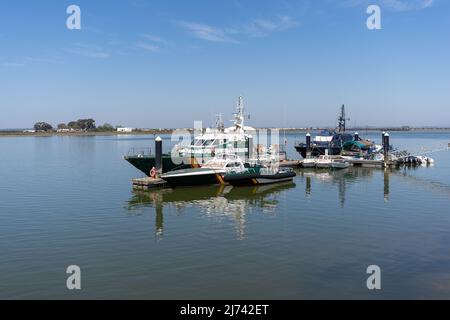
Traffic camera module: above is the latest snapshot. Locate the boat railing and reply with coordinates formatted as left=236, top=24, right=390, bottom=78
left=259, top=166, right=293, bottom=175
left=127, top=147, right=153, bottom=157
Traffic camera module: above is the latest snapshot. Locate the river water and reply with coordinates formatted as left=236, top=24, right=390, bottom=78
left=1, top=131, right=450, bottom=299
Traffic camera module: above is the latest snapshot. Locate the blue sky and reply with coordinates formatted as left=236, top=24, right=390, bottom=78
left=0, top=0, right=449, bottom=129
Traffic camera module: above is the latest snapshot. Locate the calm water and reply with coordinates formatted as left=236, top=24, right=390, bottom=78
left=1, top=131, right=450, bottom=299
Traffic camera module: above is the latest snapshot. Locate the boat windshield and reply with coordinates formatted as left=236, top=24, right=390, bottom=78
left=315, top=136, right=333, bottom=142
left=203, top=139, right=220, bottom=146
left=226, top=162, right=242, bottom=168
left=194, top=139, right=204, bottom=146
left=204, top=160, right=227, bottom=168
left=205, top=157, right=243, bottom=169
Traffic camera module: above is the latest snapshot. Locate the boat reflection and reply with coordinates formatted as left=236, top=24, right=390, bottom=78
left=296, top=167, right=391, bottom=206
left=298, top=165, right=450, bottom=207
left=127, top=182, right=296, bottom=240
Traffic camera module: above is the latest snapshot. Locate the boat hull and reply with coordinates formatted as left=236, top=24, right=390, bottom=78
left=301, top=161, right=317, bottom=168
left=224, top=170, right=296, bottom=186
left=161, top=168, right=225, bottom=187
left=330, top=162, right=350, bottom=170
left=316, top=163, right=332, bottom=169
left=124, top=154, right=196, bottom=176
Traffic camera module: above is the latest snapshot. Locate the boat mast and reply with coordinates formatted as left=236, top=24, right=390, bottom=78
left=215, top=113, right=225, bottom=132
left=337, top=104, right=349, bottom=133
left=234, top=96, right=245, bottom=133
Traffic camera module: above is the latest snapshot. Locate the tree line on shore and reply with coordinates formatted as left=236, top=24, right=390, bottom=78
left=33, top=119, right=124, bottom=132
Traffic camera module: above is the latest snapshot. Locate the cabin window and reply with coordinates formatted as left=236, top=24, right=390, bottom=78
left=203, top=139, right=215, bottom=146
left=225, top=162, right=242, bottom=168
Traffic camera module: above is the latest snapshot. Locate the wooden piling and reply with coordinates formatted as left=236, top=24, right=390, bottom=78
left=383, top=133, right=390, bottom=166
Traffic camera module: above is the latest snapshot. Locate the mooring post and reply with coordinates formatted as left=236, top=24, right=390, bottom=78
left=155, top=136, right=162, bottom=176
left=383, top=133, right=390, bottom=166
left=354, top=132, right=359, bottom=141
left=248, top=136, right=253, bottom=162
left=382, top=131, right=386, bottom=148
left=306, top=133, right=311, bottom=158
left=223, top=139, right=227, bottom=159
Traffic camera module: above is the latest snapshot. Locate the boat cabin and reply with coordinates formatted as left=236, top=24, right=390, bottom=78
left=313, top=130, right=354, bottom=147
left=203, top=155, right=246, bottom=171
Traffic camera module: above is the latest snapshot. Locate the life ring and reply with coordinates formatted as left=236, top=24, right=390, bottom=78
left=150, top=167, right=157, bottom=178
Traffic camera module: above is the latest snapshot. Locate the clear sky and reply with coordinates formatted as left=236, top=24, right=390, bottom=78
left=0, top=0, right=449, bottom=129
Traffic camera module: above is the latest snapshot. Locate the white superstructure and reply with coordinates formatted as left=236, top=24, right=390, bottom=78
left=173, top=96, right=279, bottom=164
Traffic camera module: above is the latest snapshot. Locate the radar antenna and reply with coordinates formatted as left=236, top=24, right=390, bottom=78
left=233, top=96, right=245, bottom=132
left=337, top=104, right=350, bottom=132
left=215, top=113, right=225, bottom=132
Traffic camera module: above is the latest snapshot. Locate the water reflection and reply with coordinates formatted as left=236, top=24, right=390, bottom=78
left=305, top=176, right=311, bottom=197
left=384, top=169, right=390, bottom=202
left=297, top=167, right=388, bottom=206
left=302, top=165, right=450, bottom=208
left=394, top=167, right=450, bottom=198
left=127, top=182, right=296, bottom=240
left=126, top=166, right=450, bottom=241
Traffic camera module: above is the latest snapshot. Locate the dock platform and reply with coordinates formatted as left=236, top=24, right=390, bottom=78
left=132, top=177, right=167, bottom=190
left=279, top=160, right=302, bottom=168
left=296, top=156, right=393, bottom=168
left=344, top=159, right=385, bottom=168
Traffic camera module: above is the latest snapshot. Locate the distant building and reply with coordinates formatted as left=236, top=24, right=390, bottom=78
left=23, top=130, right=36, bottom=133
left=117, top=127, right=133, bottom=133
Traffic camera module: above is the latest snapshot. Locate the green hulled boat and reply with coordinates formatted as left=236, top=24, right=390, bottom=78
left=123, top=154, right=192, bottom=175
left=123, top=96, right=279, bottom=176
left=224, top=167, right=296, bottom=186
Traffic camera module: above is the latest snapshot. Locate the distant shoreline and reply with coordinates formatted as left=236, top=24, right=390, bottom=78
left=0, top=130, right=174, bottom=137
left=1, top=127, right=450, bottom=137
